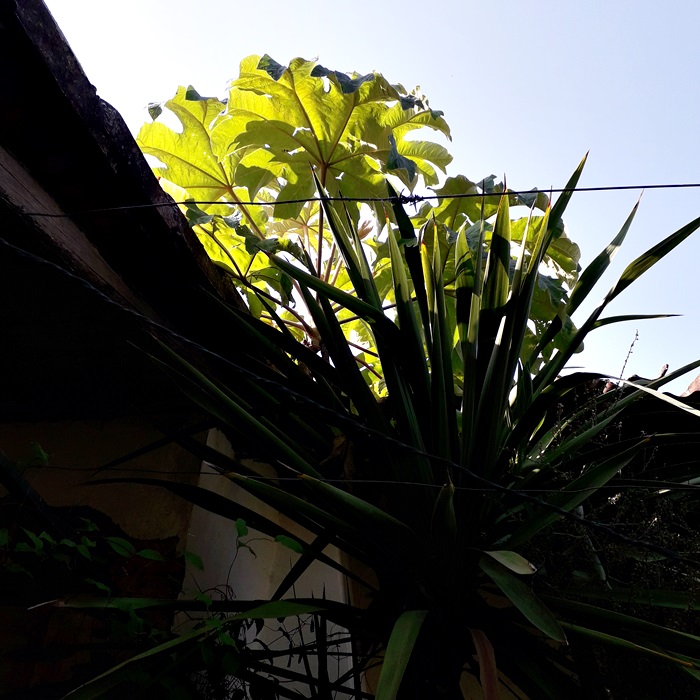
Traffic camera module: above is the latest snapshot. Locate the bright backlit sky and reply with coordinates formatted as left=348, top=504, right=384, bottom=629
left=44, top=0, right=700, bottom=393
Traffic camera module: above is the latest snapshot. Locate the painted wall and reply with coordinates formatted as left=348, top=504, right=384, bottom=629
left=0, top=418, right=202, bottom=541
left=180, top=429, right=353, bottom=690
left=0, top=417, right=204, bottom=694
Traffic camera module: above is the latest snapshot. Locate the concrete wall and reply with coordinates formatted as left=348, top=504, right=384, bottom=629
left=180, top=429, right=353, bottom=691
left=0, top=418, right=202, bottom=542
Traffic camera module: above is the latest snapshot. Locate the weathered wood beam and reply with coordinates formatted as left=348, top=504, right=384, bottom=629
left=0, top=143, right=157, bottom=317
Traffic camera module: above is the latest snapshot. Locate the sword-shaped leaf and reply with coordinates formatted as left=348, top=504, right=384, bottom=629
left=507, top=439, right=647, bottom=546
left=535, top=213, right=700, bottom=393
left=480, top=556, right=566, bottom=643
left=375, top=610, right=428, bottom=700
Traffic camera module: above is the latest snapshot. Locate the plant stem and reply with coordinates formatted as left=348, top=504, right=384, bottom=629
left=226, top=186, right=266, bottom=240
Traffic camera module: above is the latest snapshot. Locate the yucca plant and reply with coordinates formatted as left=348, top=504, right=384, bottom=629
left=72, top=157, right=700, bottom=699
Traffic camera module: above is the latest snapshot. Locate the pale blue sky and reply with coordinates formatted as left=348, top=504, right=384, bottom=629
left=45, top=0, right=700, bottom=392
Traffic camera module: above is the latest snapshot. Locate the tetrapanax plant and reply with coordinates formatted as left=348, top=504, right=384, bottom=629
left=137, top=56, right=582, bottom=378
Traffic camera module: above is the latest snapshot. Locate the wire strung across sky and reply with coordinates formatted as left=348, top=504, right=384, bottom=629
left=22, top=181, right=700, bottom=218
left=26, top=462, right=700, bottom=495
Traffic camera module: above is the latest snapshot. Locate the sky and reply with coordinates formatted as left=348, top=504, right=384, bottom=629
left=44, top=0, right=700, bottom=393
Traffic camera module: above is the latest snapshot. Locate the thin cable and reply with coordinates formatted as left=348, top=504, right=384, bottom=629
left=22, top=181, right=700, bottom=218
left=21, top=463, right=700, bottom=494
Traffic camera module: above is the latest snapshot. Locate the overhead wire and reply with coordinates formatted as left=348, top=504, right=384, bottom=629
left=20, top=462, right=700, bottom=494
left=21, top=180, right=700, bottom=218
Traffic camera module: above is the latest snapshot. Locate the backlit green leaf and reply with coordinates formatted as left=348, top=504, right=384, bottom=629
left=484, top=550, right=537, bottom=575
left=375, top=610, right=428, bottom=700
